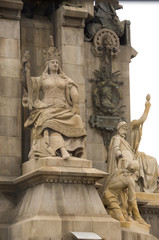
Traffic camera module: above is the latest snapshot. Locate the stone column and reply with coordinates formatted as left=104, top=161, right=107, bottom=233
left=0, top=0, right=23, bottom=177
left=53, top=4, right=91, bottom=158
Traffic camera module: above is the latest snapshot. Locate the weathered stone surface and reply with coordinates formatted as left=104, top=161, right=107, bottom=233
left=0, top=38, right=20, bottom=59
left=0, top=19, right=20, bottom=39
left=0, top=58, right=20, bottom=77
left=0, top=0, right=23, bottom=20
left=79, top=102, right=85, bottom=122
left=0, top=137, right=21, bottom=157
left=61, top=27, right=84, bottom=46
left=0, top=157, right=21, bottom=176
left=0, top=77, right=21, bottom=98
left=0, top=97, right=21, bottom=117
left=139, top=205, right=159, bottom=239
left=0, top=225, right=8, bottom=240
left=21, top=25, right=52, bottom=48
left=66, top=0, right=94, bottom=18
left=9, top=216, right=120, bottom=240
left=122, top=228, right=158, bottom=240
left=136, top=192, right=159, bottom=205
left=62, top=45, right=84, bottom=65
left=8, top=164, right=121, bottom=240
left=0, top=117, right=21, bottom=137
left=0, top=0, right=23, bottom=10
left=121, top=221, right=150, bottom=234
left=86, top=143, right=107, bottom=162
left=0, top=3, right=22, bottom=179
left=59, top=5, right=88, bottom=28
left=62, top=64, right=85, bottom=84
left=22, top=157, right=92, bottom=175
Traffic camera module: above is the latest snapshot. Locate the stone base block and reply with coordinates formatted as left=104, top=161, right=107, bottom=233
left=136, top=192, right=159, bottom=239
left=9, top=216, right=120, bottom=240
left=121, top=221, right=150, bottom=234
left=22, top=157, right=92, bottom=175
left=136, top=192, right=159, bottom=205
left=0, top=224, right=8, bottom=240
left=8, top=163, right=120, bottom=240
left=122, top=228, right=158, bottom=240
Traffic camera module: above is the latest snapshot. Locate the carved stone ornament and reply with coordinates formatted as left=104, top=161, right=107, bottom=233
left=84, top=1, right=126, bottom=41
left=89, top=29, right=125, bottom=147
left=93, top=28, right=120, bottom=58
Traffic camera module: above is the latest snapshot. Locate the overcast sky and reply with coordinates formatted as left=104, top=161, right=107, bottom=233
left=117, top=1, right=159, bottom=163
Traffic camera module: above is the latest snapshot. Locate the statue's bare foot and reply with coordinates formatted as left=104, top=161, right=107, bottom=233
left=60, top=147, right=70, bottom=160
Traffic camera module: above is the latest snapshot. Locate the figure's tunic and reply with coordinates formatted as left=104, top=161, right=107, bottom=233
left=107, top=134, right=134, bottom=174
left=107, top=133, right=158, bottom=192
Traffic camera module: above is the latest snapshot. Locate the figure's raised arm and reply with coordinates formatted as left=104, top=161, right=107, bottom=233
left=131, top=94, right=151, bottom=153
left=131, top=94, right=151, bottom=129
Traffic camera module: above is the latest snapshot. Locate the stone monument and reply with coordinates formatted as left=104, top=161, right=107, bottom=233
left=0, top=0, right=159, bottom=240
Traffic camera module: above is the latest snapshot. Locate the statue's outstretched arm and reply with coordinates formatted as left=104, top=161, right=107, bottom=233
left=131, top=94, right=151, bottom=129
left=70, top=86, right=80, bottom=115
left=131, top=94, right=151, bottom=152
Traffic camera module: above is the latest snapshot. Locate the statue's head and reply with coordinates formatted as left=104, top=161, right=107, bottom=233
left=117, top=121, right=128, bottom=138
left=43, top=36, right=61, bottom=75
left=48, top=60, right=61, bottom=74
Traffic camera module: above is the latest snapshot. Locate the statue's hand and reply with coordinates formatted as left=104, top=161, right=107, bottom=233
left=116, top=150, right=123, bottom=159
left=21, top=51, right=31, bottom=73
left=20, top=51, right=31, bottom=86
left=72, top=104, right=80, bottom=115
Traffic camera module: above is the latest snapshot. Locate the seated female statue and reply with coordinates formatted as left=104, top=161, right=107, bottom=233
left=21, top=36, right=86, bottom=160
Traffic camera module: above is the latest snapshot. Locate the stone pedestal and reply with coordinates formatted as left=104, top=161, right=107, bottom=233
left=121, top=221, right=150, bottom=234
left=8, top=158, right=121, bottom=240
left=122, top=228, right=158, bottom=240
left=137, top=192, right=159, bottom=239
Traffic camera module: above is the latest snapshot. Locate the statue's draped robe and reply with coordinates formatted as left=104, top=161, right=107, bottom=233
left=107, top=134, right=158, bottom=192
left=107, top=134, right=134, bottom=173
left=131, top=127, right=158, bottom=192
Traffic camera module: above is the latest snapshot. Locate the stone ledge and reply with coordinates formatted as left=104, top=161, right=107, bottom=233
left=62, top=5, right=88, bottom=19
left=0, top=0, right=23, bottom=20
left=136, top=192, right=159, bottom=206
left=55, top=5, right=88, bottom=28
left=0, top=176, right=16, bottom=192
left=0, top=0, right=23, bottom=10
left=0, top=164, right=108, bottom=192
left=16, top=166, right=107, bottom=191
left=22, top=157, right=92, bottom=174
left=121, top=221, right=150, bottom=234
